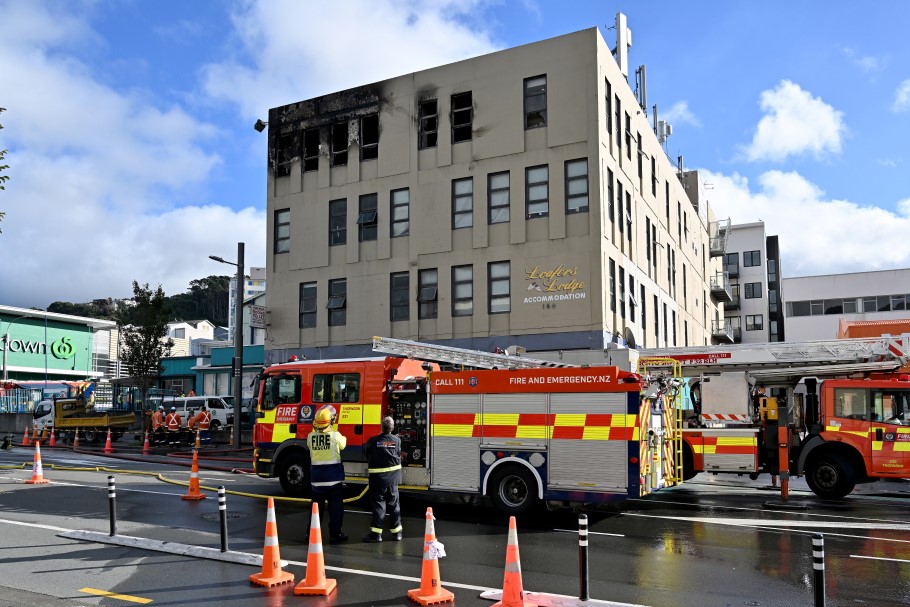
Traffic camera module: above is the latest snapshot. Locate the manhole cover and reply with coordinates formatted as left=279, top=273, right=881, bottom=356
left=201, top=511, right=249, bottom=520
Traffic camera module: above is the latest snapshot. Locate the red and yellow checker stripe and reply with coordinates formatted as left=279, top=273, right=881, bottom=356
left=431, top=412, right=639, bottom=440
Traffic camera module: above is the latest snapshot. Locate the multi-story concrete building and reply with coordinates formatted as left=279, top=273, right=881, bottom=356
left=262, top=22, right=728, bottom=363
left=721, top=221, right=785, bottom=343
left=783, top=269, right=910, bottom=341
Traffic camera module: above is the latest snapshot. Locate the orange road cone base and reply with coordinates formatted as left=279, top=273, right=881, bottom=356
left=294, top=577, right=337, bottom=596
left=181, top=492, right=206, bottom=501
left=24, top=478, right=49, bottom=485
left=408, top=586, right=455, bottom=605
left=249, top=570, right=294, bottom=588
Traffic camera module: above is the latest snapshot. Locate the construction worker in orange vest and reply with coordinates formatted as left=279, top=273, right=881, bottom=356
left=188, top=404, right=212, bottom=446
left=151, top=405, right=166, bottom=445
left=165, top=406, right=182, bottom=446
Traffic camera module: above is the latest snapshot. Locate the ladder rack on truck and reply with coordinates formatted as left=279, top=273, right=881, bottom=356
left=371, top=335, right=579, bottom=370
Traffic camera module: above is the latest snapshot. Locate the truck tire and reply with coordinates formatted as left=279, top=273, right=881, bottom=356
left=805, top=453, right=856, bottom=499
left=277, top=453, right=311, bottom=498
left=681, top=444, right=698, bottom=481
left=83, top=429, right=100, bottom=443
left=489, top=465, right=539, bottom=515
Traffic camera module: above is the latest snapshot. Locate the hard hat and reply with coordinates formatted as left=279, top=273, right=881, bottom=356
left=158, top=405, right=164, bottom=410
left=171, top=407, right=176, bottom=411
left=313, top=405, right=337, bottom=430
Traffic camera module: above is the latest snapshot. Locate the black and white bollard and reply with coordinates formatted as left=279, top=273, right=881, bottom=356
left=578, top=513, right=589, bottom=601
left=108, top=476, right=117, bottom=537
left=813, top=533, right=825, bottom=607
left=218, top=486, right=229, bottom=552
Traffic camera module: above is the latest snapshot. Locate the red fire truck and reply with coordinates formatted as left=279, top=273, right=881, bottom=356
left=252, top=342, right=679, bottom=513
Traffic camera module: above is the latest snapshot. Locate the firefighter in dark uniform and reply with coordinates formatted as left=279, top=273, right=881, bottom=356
left=307, top=404, right=348, bottom=544
left=361, top=416, right=403, bottom=542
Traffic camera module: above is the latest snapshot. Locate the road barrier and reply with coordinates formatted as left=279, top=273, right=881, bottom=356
left=578, top=514, right=589, bottom=601
left=108, top=476, right=116, bottom=536
left=219, top=486, right=229, bottom=552
left=813, top=533, right=825, bottom=607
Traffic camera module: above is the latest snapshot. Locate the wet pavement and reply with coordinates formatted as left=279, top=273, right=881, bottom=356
left=1, top=445, right=909, bottom=606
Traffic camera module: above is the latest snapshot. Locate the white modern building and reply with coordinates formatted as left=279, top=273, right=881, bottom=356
left=166, top=320, right=217, bottom=356
left=783, top=268, right=910, bottom=341
left=228, top=267, right=266, bottom=339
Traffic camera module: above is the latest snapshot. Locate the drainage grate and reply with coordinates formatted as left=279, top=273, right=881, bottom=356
left=201, top=511, right=249, bottom=520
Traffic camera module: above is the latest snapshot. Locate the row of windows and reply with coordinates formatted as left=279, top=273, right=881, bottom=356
left=727, top=314, right=765, bottom=331
left=723, top=250, right=762, bottom=270
left=787, top=293, right=910, bottom=317
left=298, top=262, right=512, bottom=328
left=274, top=159, right=589, bottom=252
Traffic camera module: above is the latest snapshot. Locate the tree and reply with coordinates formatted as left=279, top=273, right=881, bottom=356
left=0, top=107, right=8, bottom=233
left=117, top=281, right=174, bottom=402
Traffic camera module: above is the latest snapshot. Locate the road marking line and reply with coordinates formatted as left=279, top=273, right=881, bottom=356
left=0, top=517, right=70, bottom=532
left=79, top=587, right=152, bottom=604
left=851, top=554, right=910, bottom=564
left=554, top=528, right=624, bottom=537
left=624, top=513, right=910, bottom=531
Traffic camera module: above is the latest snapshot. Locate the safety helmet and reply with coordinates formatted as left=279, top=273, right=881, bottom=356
left=313, top=405, right=337, bottom=430
left=158, top=405, right=164, bottom=410
left=171, top=407, right=176, bottom=411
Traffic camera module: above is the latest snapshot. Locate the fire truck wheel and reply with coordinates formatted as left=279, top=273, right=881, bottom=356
left=490, top=465, right=539, bottom=515
left=681, top=445, right=698, bottom=481
left=805, top=453, right=856, bottom=499
left=277, top=454, right=312, bottom=498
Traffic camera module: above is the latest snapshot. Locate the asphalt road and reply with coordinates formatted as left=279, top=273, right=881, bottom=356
left=1, top=443, right=909, bottom=607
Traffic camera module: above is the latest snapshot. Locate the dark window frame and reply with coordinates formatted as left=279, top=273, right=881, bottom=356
left=746, top=314, right=763, bottom=331
left=488, top=171, right=510, bottom=224
left=744, top=282, right=763, bottom=299
left=417, top=269, right=438, bottom=320
left=329, top=199, right=346, bottom=246
left=326, top=279, right=347, bottom=327
left=525, top=164, right=549, bottom=218
left=390, top=272, right=409, bottom=322
left=452, top=265, right=473, bottom=317
left=418, top=99, right=438, bottom=149
left=489, top=261, right=511, bottom=314
left=299, top=282, right=317, bottom=328
left=274, top=208, right=290, bottom=254
left=524, top=75, right=547, bottom=129
left=744, top=250, right=762, bottom=267
left=452, top=177, right=473, bottom=229
left=390, top=188, right=409, bottom=238
left=565, top=158, right=589, bottom=214
left=357, top=193, right=378, bottom=242
left=451, top=91, right=473, bottom=143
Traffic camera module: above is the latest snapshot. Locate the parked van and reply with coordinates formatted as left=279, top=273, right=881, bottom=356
left=151, top=395, right=235, bottom=430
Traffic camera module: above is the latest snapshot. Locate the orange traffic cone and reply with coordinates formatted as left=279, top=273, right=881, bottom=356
left=24, top=442, right=50, bottom=484
left=491, top=517, right=536, bottom=607
left=229, top=424, right=234, bottom=447
left=194, top=428, right=201, bottom=449
left=32, top=426, right=39, bottom=440
left=49, top=429, right=56, bottom=447
left=103, top=428, right=114, bottom=454
left=249, top=497, right=294, bottom=587
left=142, top=431, right=151, bottom=455
left=72, top=428, right=80, bottom=450
left=407, top=507, right=454, bottom=605
left=294, top=502, right=337, bottom=595
left=181, top=449, right=206, bottom=501
left=21, top=426, right=30, bottom=447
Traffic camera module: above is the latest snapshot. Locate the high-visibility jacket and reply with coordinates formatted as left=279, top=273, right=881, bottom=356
left=189, top=410, right=211, bottom=430
left=151, top=410, right=165, bottom=431
left=306, top=429, right=346, bottom=487
left=166, top=412, right=181, bottom=431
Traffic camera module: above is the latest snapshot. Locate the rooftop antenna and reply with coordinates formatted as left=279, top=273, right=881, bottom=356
left=634, top=65, right=647, bottom=116
left=614, top=12, right=632, bottom=79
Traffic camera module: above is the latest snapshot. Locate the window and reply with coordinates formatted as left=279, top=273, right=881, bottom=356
left=665, top=181, right=670, bottom=223
left=313, top=373, right=360, bottom=404
left=637, top=133, right=643, bottom=190
left=744, top=282, right=762, bottom=299
left=299, top=282, right=316, bottom=328
left=357, top=194, right=378, bottom=242
left=619, top=267, right=626, bottom=319
left=275, top=132, right=296, bottom=177
left=769, top=289, right=779, bottom=313
left=651, top=155, right=657, bottom=197
left=418, top=99, right=438, bottom=149
left=329, top=199, right=346, bottom=246
left=452, top=178, right=473, bottom=229
left=625, top=191, right=632, bottom=241
left=526, top=165, right=549, bottom=218
left=654, top=295, right=660, bottom=342
left=872, top=390, right=910, bottom=423
left=646, top=218, right=652, bottom=267
left=451, top=92, right=473, bottom=143
left=174, top=328, right=185, bottom=339
left=609, top=258, right=616, bottom=312
left=614, top=95, right=622, bottom=156
left=617, top=181, right=624, bottom=234
left=744, top=250, right=761, bottom=267
left=746, top=314, right=763, bottom=331
left=488, top=172, right=510, bottom=224
left=893, top=294, right=907, bottom=311
left=303, top=128, right=319, bottom=172
left=624, top=112, right=631, bottom=160
left=390, top=272, right=409, bottom=322
left=418, top=269, right=438, bottom=319
left=274, top=209, right=290, bottom=254
left=326, top=279, right=347, bottom=326
left=489, top=261, right=511, bottom=313
left=331, top=122, right=348, bottom=166
left=452, top=265, right=473, bottom=317
left=724, top=252, right=739, bottom=274
left=390, top=189, right=409, bottom=237
left=360, top=114, right=378, bottom=161
left=834, top=388, right=869, bottom=420
left=605, top=79, right=612, bottom=144
left=524, top=75, right=547, bottom=129
left=629, top=276, right=637, bottom=322
left=607, top=169, right=615, bottom=224
left=641, top=285, right=647, bottom=343
left=565, top=159, right=589, bottom=213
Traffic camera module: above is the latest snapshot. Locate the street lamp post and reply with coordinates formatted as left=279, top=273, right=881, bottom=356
left=209, top=242, right=245, bottom=450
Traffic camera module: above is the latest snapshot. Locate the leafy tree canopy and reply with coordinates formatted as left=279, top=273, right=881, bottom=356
left=117, top=281, right=173, bottom=396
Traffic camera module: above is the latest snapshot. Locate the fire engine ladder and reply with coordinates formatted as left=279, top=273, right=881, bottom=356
left=372, top=336, right=579, bottom=370
left=637, top=357, right=684, bottom=485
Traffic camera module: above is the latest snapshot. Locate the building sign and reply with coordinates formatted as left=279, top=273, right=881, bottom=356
left=523, top=263, right=587, bottom=305
left=250, top=305, right=267, bottom=329
left=0, top=316, right=92, bottom=375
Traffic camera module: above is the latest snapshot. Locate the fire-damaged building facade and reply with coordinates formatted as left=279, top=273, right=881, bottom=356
left=261, top=22, right=730, bottom=363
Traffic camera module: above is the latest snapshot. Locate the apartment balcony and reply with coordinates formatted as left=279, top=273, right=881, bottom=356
left=711, top=319, right=734, bottom=344
left=708, top=218, right=730, bottom=258
left=726, top=295, right=740, bottom=310
left=710, top=272, right=733, bottom=303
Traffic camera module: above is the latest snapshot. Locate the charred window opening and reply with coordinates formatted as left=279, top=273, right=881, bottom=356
left=357, top=193, right=378, bottom=242
left=360, top=114, right=379, bottom=161
left=276, top=133, right=298, bottom=177
left=418, top=99, right=438, bottom=149
left=331, top=122, right=348, bottom=166
left=451, top=92, right=473, bottom=143
left=303, top=129, right=319, bottom=172
left=524, top=75, right=547, bottom=129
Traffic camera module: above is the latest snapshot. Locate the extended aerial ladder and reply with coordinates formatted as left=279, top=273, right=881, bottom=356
left=371, top=336, right=579, bottom=370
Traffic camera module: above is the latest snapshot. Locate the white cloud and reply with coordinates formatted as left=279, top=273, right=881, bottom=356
left=699, top=169, right=910, bottom=277
left=893, top=79, right=910, bottom=113
left=742, top=80, right=846, bottom=162
left=843, top=47, right=881, bottom=74
left=659, top=101, right=701, bottom=128
left=200, top=0, right=501, bottom=118
left=0, top=1, right=264, bottom=307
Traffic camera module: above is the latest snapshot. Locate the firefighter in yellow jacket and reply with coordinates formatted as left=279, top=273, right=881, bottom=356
left=307, top=405, right=347, bottom=543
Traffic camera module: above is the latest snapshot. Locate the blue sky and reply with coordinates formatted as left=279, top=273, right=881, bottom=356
left=1, top=0, right=909, bottom=309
